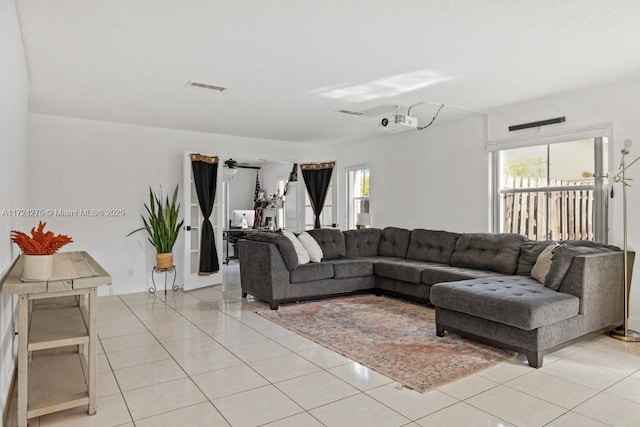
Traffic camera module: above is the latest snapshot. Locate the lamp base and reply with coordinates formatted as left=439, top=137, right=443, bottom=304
left=609, top=328, right=640, bottom=342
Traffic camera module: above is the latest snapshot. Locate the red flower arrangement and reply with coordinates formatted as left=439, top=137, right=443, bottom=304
left=10, top=221, right=73, bottom=255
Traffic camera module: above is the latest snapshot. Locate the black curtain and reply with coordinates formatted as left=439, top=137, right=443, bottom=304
left=190, top=154, right=220, bottom=274
left=301, top=162, right=334, bottom=228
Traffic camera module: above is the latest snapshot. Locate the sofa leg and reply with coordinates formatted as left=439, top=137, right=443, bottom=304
left=242, top=291, right=247, bottom=298
left=436, top=324, right=445, bottom=337
left=269, top=302, right=279, bottom=310
left=526, top=351, right=543, bottom=368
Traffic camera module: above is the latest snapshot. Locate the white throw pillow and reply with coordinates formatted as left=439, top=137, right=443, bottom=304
left=530, top=242, right=559, bottom=283
left=298, top=231, right=324, bottom=262
left=282, top=230, right=310, bottom=264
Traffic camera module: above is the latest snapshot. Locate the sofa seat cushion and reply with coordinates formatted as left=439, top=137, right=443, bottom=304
left=430, top=276, right=579, bottom=330
left=307, top=229, right=347, bottom=260
left=374, top=260, right=437, bottom=284
left=290, top=263, right=334, bottom=284
left=421, top=265, right=505, bottom=286
left=344, top=228, right=382, bottom=258
left=451, top=233, right=526, bottom=274
left=325, top=259, right=374, bottom=279
left=406, top=229, right=461, bottom=264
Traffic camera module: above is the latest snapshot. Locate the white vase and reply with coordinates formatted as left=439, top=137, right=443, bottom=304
left=23, top=254, right=54, bottom=281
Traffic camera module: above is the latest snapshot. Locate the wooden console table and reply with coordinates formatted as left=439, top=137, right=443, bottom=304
left=0, top=251, right=111, bottom=427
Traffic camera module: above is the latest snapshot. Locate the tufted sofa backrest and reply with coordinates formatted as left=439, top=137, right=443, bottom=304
left=307, top=228, right=347, bottom=260
left=245, top=232, right=299, bottom=270
left=344, top=228, right=382, bottom=258
left=451, top=233, right=526, bottom=274
left=377, top=227, right=411, bottom=258
left=406, top=229, right=461, bottom=264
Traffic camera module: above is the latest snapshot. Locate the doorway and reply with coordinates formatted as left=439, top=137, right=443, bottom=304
left=221, top=160, right=299, bottom=263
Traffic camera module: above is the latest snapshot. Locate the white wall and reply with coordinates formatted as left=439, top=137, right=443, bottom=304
left=225, top=168, right=256, bottom=214
left=0, top=0, right=29, bottom=421
left=27, top=114, right=336, bottom=296
left=338, top=113, right=488, bottom=233
left=487, top=77, right=640, bottom=329
left=261, top=162, right=292, bottom=196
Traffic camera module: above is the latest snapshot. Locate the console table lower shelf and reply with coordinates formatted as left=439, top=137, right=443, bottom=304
left=28, top=348, right=90, bottom=418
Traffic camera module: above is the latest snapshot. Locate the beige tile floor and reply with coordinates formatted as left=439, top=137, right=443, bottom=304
left=6, top=265, right=640, bottom=426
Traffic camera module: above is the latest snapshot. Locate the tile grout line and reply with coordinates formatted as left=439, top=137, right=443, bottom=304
left=116, top=292, right=236, bottom=426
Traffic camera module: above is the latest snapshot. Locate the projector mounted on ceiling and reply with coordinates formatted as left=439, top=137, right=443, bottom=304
left=378, top=113, right=418, bottom=132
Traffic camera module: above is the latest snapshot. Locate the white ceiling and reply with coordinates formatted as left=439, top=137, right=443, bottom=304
left=16, top=0, right=640, bottom=145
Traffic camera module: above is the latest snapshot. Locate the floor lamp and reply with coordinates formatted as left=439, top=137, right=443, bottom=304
left=609, top=140, right=640, bottom=342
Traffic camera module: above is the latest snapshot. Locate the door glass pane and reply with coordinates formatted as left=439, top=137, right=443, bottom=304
left=191, top=206, right=200, bottom=228
left=191, top=181, right=198, bottom=204
left=500, top=145, right=548, bottom=190
left=190, top=253, right=199, bottom=274
left=190, top=228, right=199, bottom=251
left=497, top=139, right=599, bottom=241
left=549, top=139, right=594, bottom=182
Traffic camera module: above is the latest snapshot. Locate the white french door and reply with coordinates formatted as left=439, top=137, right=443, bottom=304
left=183, top=152, right=224, bottom=290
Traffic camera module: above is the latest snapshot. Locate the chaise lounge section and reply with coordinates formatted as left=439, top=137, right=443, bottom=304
left=238, top=227, right=629, bottom=367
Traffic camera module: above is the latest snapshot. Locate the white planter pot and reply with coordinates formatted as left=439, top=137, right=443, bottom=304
left=23, top=254, right=54, bottom=281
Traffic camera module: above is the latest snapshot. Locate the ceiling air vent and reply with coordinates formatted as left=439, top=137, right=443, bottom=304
left=186, top=81, right=226, bottom=92
left=337, top=109, right=364, bottom=116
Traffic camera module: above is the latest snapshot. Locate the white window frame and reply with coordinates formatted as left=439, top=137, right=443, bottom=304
left=488, top=125, right=613, bottom=242
left=345, top=165, right=370, bottom=230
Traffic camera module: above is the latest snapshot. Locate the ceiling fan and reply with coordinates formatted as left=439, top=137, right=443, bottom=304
left=224, top=158, right=261, bottom=175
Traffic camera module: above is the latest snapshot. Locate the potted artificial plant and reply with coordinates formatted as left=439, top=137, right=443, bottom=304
left=128, top=184, right=184, bottom=269
left=11, top=221, right=73, bottom=280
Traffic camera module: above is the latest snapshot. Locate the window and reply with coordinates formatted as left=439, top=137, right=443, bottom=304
left=493, top=137, right=609, bottom=241
left=304, top=176, right=334, bottom=229
left=346, top=168, right=370, bottom=230
left=276, top=178, right=285, bottom=197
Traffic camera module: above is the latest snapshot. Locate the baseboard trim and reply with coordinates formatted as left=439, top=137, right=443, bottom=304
left=2, top=367, right=17, bottom=427
left=630, top=317, right=640, bottom=333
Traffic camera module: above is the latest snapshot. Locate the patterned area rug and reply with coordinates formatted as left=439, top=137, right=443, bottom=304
left=258, top=294, right=516, bottom=393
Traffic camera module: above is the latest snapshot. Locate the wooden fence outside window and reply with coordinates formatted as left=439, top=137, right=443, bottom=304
left=501, top=176, right=594, bottom=241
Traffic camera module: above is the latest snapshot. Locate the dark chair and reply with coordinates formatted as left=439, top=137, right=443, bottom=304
left=227, top=227, right=246, bottom=258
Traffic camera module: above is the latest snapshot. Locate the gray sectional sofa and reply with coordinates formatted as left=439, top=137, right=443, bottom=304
left=238, top=227, right=630, bottom=367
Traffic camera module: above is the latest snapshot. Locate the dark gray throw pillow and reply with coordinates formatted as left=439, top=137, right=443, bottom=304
left=517, top=240, right=553, bottom=276
left=544, top=244, right=612, bottom=290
